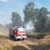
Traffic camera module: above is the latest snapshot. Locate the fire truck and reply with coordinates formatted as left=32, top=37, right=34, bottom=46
left=9, top=27, right=27, bottom=40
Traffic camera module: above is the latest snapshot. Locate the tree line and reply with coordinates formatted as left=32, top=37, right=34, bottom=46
left=11, top=2, right=50, bottom=32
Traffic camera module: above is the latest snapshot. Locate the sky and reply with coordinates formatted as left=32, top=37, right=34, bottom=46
left=0, top=0, right=50, bottom=25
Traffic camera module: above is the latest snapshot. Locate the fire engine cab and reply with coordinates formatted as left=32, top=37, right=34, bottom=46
left=9, top=27, right=27, bottom=40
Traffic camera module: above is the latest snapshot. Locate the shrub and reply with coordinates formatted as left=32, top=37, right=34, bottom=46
left=33, top=32, right=46, bottom=39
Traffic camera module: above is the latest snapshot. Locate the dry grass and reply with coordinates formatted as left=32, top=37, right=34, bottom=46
left=0, top=36, right=18, bottom=50
left=0, top=33, right=50, bottom=50
left=39, top=35, right=50, bottom=45
left=0, top=26, right=50, bottom=50
left=0, top=36, right=31, bottom=50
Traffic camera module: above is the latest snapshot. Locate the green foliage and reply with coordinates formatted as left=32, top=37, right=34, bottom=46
left=11, top=2, right=50, bottom=32
left=11, top=12, right=22, bottom=27
left=24, top=2, right=48, bottom=32
left=34, top=7, right=48, bottom=32
left=24, top=2, right=35, bottom=22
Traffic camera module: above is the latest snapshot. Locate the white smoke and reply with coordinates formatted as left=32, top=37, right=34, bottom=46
left=25, top=21, right=35, bottom=31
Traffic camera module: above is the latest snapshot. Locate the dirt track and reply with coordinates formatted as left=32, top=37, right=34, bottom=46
left=0, top=36, right=50, bottom=50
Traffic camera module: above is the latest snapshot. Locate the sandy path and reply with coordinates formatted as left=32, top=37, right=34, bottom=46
left=17, top=41, right=32, bottom=50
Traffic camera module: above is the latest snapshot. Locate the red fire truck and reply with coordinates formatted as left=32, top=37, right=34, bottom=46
left=9, top=27, right=27, bottom=40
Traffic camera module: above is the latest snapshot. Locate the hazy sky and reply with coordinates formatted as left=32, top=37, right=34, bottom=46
left=0, top=0, right=50, bottom=25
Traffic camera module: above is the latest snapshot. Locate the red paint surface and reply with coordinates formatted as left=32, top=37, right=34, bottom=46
left=16, top=32, right=26, bottom=35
